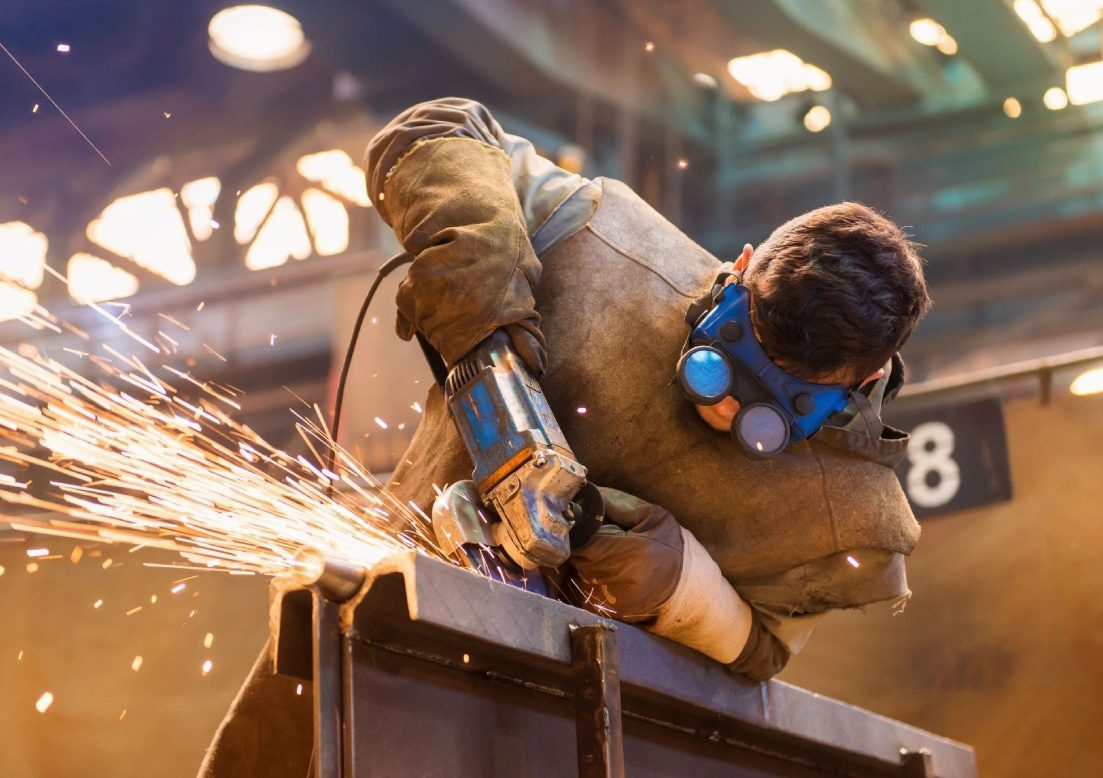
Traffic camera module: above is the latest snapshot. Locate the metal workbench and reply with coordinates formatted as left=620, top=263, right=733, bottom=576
left=272, top=551, right=976, bottom=777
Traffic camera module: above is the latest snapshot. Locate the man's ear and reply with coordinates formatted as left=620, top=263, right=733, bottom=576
left=734, top=243, right=753, bottom=273
left=858, top=367, right=886, bottom=389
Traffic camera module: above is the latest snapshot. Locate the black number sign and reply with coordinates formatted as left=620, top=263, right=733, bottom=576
left=883, top=396, right=1012, bottom=518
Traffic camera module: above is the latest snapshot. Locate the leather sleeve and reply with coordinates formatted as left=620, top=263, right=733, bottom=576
left=727, top=549, right=911, bottom=681
left=362, top=98, right=595, bottom=369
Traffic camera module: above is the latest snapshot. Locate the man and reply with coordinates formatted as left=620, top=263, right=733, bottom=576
left=367, top=97, right=930, bottom=678
left=200, top=96, right=929, bottom=776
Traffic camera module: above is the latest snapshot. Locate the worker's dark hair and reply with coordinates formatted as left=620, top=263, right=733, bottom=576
left=747, top=202, right=931, bottom=385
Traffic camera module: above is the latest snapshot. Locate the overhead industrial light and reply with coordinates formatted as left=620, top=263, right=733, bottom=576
left=727, top=50, right=831, bottom=102
left=909, top=17, right=958, bottom=55
left=67, top=254, right=139, bottom=304
left=1043, top=86, right=1069, bottom=110
left=1066, top=60, right=1103, bottom=106
left=803, top=105, right=832, bottom=133
left=1019, top=0, right=1103, bottom=39
left=208, top=5, right=310, bottom=72
left=1003, top=97, right=1023, bottom=118
left=909, top=18, right=946, bottom=46
left=1070, top=366, right=1103, bottom=396
left=1013, top=0, right=1058, bottom=42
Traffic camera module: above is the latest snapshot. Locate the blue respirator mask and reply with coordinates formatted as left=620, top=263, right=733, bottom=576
left=677, top=271, right=853, bottom=458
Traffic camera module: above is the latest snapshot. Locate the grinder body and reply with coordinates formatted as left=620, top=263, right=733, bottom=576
left=433, top=331, right=594, bottom=570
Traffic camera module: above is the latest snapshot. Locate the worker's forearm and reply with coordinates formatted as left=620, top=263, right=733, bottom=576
left=648, top=527, right=753, bottom=665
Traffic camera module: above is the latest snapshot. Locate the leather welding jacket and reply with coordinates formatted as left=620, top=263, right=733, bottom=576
left=366, top=98, right=920, bottom=679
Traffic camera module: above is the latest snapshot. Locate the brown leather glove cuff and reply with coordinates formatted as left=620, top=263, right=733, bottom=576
left=727, top=613, right=791, bottom=681
left=382, top=137, right=546, bottom=371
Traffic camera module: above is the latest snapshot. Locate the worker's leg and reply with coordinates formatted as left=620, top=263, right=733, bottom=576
left=198, top=640, right=313, bottom=778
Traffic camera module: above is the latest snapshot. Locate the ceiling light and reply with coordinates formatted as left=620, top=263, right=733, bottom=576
left=803, top=105, right=832, bottom=133
left=67, top=254, right=139, bottom=304
left=296, top=150, right=371, bottom=207
left=727, top=50, right=831, bottom=102
left=0, top=282, right=37, bottom=323
left=235, top=182, right=279, bottom=244
left=208, top=5, right=310, bottom=72
left=180, top=177, right=222, bottom=241
left=1066, top=60, right=1103, bottom=106
left=1039, top=0, right=1103, bottom=37
left=87, top=189, right=196, bottom=285
left=909, top=18, right=947, bottom=47
left=0, top=222, right=47, bottom=289
left=692, top=72, right=718, bottom=89
left=1070, top=366, right=1103, bottom=396
left=1043, top=86, right=1069, bottom=110
left=301, top=189, right=349, bottom=256
left=1003, top=97, right=1023, bottom=118
left=244, top=196, right=312, bottom=270
left=1013, top=0, right=1058, bottom=42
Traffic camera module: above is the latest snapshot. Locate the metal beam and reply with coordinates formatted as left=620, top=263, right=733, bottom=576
left=714, top=0, right=948, bottom=107
left=375, top=0, right=711, bottom=141
left=276, top=552, right=978, bottom=777
left=921, top=0, right=1065, bottom=90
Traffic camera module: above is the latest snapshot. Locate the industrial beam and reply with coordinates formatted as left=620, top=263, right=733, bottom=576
left=714, top=0, right=948, bottom=107
left=921, top=0, right=1065, bottom=90
left=374, top=0, right=711, bottom=141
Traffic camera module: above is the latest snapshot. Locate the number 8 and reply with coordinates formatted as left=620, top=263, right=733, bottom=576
left=906, top=421, right=960, bottom=508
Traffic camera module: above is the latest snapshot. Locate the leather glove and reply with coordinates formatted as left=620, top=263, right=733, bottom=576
left=371, top=136, right=547, bottom=372
left=569, top=488, right=753, bottom=665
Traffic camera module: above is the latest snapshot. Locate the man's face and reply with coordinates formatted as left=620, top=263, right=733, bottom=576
left=691, top=243, right=884, bottom=434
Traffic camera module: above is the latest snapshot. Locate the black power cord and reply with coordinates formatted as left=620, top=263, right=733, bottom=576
left=325, top=252, right=413, bottom=485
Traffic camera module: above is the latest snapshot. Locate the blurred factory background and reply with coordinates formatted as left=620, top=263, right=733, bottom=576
left=1, top=1, right=1102, bottom=775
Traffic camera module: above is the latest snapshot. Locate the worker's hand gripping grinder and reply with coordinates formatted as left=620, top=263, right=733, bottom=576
left=430, top=331, right=604, bottom=584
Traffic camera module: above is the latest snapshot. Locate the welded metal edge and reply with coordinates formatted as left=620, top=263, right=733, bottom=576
left=340, top=551, right=977, bottom=777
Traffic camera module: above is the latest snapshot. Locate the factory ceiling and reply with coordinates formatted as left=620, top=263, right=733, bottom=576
left=0, top=0, right=1101, bottom=380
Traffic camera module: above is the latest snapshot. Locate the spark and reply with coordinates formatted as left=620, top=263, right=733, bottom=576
left=26, top=562, right=39, bottom=573
left=644, top=41, right=655, bottom=52
left=295, top=683, right=303, bottom=695
left=119, top=709, right=127, bottom=720
left=150, top=594, right=158, bottom=603
left=18, top=650, right=24, bottom=660
left=26, top=547, right=48, bottom=557
left=577, top=407, right=587, bottom=414
left=0, top=41, right=110, bottom=165
left=171, top=583, right=186, bottom=593
left=163, top=112, right=171, bottom=119
left=201, top=659, right=213, bottom=675
left=56, top=43, right=70, bottom=52
left=270, top=334, right=277, bottom=346
left=203, top=343, right=226, bottom=361
left=157, top=312, right=190, bottom=331
left=411, top=402, right=422, bottom=413
left=204, top=632, right=214, bottom=648
left=131, top=655, right=143, bottom=672
left=677, top=158, right=689, bottom=170
left=0, top=302, right=456, bottom=584
left=846, top=555, right=860, bottom=568
left=0, top=565, right=4, bottom=576
left=196, top=301, right=205, bottom=312
left=374, top=417, right=388, bottom=430
left=93, top=599, right=103, bottom=609
left=35, top=692, right=54, bottom=713
left=125, top=607, right=142, bottom=616
left=462, top=653, right=470, bottom=664
left=32, top=103, right=39, bottom=113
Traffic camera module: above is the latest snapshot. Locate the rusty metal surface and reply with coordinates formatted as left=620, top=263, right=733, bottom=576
left=571, top=623, right=625, bottom=777
left=272, top=551, right=976, bottom=776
